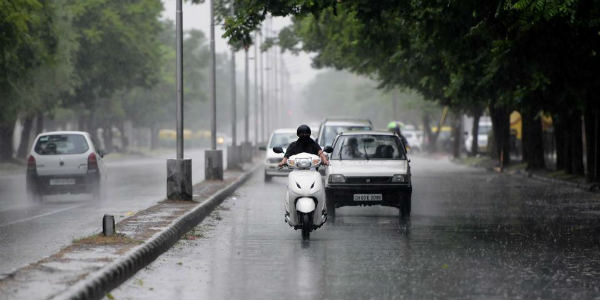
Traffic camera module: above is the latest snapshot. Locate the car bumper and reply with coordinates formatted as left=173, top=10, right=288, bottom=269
left=264, top=164, right=291, bottom=176
left=27, top=173, right=99, bottom=194
left=325, top=184, right=412, bottom=208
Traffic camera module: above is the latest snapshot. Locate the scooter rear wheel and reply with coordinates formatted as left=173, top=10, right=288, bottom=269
left=301, top=214, right=311, bottom=240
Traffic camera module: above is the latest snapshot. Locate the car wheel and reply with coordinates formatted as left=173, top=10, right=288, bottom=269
left=264, top=172, right=272, bottom=182
left=27, top=189, right=43, bottom=202
left=399, top=198, right=411, bottom=223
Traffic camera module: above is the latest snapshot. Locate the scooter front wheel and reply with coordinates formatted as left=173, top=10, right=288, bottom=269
left=301, top=214, right=311, bottom=240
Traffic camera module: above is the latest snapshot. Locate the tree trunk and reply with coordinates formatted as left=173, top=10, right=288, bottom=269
left=470, top=111, right=481, bottom=156
left=452, top=113, right=462, bottom=159
left=489, top=104, right=511, bottom=168
left=0, top=121, right=16, bottom=162
left=422, top=113, right=435, bottom=152
left=17, top=116, right=34, bottom=159
left=35, top=112, right=44, bottom=134
left=584, top=105, right=599, bottom=182
left=570, top=110, right=585, bottom=175
left=521, top=110, right=545, bottom=170
left=117, top=121, right=129, bottom=153
left=554, top=113, right=567, bottom=171
left=103, top=125, right=114, bottom=153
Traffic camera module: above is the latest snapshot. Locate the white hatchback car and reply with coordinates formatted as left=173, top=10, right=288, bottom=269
left=260, top=128, right=298, bottom=181
left=324, top=131, right=412, bottom=223
left=26, top=131, right=106, bottom=201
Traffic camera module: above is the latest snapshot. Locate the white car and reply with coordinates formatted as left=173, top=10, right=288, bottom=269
left=324, top=131, right=412, bottom=223
left=26, top=131, right=107, bottom=201
left=316, top=118, right=373, bottom=148
left=260, top=128, right=297, bottom=181
left=403, top=130, right=423, bottom=152
left=465, top=121, right=492, bottom=153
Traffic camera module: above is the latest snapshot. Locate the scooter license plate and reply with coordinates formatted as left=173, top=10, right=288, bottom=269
left=353, top=194, right=382, bottom=201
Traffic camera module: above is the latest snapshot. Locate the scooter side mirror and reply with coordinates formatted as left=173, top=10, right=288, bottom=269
left=323, top=146, right=333, bottom=153
left=273, top=146, right=284, bottom=154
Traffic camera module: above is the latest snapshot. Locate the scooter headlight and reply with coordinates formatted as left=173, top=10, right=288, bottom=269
left=296, top=158, right=311, bottom=168
left=329, top=174, right=346, bottom=183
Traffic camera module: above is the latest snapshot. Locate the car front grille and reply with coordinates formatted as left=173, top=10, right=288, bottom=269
left=345, top=176, right=392, bottom=184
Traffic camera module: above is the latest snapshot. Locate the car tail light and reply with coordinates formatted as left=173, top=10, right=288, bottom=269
left=27, top=155, right=36, bottom=171
left=88, top=153, right=98, bottom=172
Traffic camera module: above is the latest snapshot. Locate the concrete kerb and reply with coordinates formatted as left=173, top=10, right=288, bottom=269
left=53, top=164, right=261, bottom=300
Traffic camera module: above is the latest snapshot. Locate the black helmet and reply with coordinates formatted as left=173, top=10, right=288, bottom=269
left=297, top=124, right=311, bottom=136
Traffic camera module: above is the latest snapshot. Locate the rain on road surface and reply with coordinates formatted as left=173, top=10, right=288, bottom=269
left=0, top=149, right=212, bottom=274
left=109, top=155, right=600, bottom=300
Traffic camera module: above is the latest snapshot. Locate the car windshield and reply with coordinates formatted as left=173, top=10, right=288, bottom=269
left=321, top=125, right=371, bottom=147
left=331, top=135, right=406, bottom=160
left=479, top=124, right=492, bottom=135
left=34, top=134, right=89, bottom=155
left=269, top=133, right=297, bottom=148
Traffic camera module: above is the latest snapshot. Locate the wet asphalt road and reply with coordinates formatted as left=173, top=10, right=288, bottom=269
left=109, top=155, right=600, bottom=300
left=0, top=149, right=213, bottom=274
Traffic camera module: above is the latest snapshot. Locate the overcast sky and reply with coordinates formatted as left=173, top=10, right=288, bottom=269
left=161, top=0, right=322, bottom=90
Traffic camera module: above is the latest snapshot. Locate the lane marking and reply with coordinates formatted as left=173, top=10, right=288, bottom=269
left=0, top=203, right=86, bottom=228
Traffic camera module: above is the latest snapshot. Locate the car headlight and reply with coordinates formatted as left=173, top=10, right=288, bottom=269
left=329, top=174, right=346, bottom=183
left=392, top=174, right=409, bottom=183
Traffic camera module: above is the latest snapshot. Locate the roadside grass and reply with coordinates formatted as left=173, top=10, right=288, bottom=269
left=72, top=233, right=142, bottom=245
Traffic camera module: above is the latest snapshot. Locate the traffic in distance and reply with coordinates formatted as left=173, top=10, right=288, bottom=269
left=262, top=118, right=414, bottom=239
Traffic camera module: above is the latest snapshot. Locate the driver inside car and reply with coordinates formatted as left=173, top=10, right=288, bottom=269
left=278, top=125, right=330, bottom=168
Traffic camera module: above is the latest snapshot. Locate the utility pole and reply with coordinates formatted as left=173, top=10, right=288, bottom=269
left=227, top=2, right=239, bottom=170
left=244, top=47, right=249, bottom=143
left=167, top=0, right=192, bottom=200
left=273, top=45, right=279, bottom=128
left=259, top=29, right=265, bottom=143
left=205, top=0, right=223, bottom=180
left=254, top=31, right=259, bottom=145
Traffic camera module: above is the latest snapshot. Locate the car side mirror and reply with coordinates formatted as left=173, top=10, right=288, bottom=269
left=97, top=150, right=106, bottom=158
left=273, top=147, right=284, bottom=154
left=323, top=146, right=333, bottom=153
left=258, top=145, right=266, bottom=151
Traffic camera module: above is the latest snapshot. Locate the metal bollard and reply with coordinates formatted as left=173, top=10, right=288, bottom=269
left=102, top=214, right=115, bottom=236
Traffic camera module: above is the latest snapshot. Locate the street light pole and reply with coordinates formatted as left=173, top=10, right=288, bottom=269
left=205, top=0, right=223, bottom=180
left=167, top=0, right=192, bottom=200
left=227, top=2, right=239, bottom=170
left=244, top=47, right=249, bottom=144
left=254, top=31, right=259, bottom=145
left=259, top=29, right=265, bottom=143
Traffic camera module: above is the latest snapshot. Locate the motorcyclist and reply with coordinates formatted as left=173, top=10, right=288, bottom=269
left=392, top=124, right=410, bottom=151
left=278, top=125, right=330, bottom=167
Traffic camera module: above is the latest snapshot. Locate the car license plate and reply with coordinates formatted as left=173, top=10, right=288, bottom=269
left=49, top=178, right=75, bottom=185
left=353, top=194, right=382, bottom=201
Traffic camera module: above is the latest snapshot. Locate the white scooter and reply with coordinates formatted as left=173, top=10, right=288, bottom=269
left=273, top=147, right=327, bottom=240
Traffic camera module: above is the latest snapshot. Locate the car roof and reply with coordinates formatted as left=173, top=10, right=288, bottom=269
left=322, top=120, right=372, bottom=127
left=272, top=128, right=296, bottom=134
left=338, top=130, right=395, bottom=136
left=37, top=131, right=89, bottom=136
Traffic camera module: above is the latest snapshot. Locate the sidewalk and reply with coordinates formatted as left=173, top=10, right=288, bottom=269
left=0, top=162, right=258, bottom=300
left=454, top=156, right=599, bottom=192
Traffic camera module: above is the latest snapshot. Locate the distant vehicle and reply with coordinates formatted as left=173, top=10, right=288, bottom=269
left=465, top=121, right=492, bottom=153
left=260, top=128, right=297, bottom=181
left=307, top=121, right=321, bottom=140
left=316, top=118, right=373, bottom=148
left=324, top=131, right=412, bottom=223
left=403, top=130, right=423, bottom=152
left=26, top=131, right=107, bottom=201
